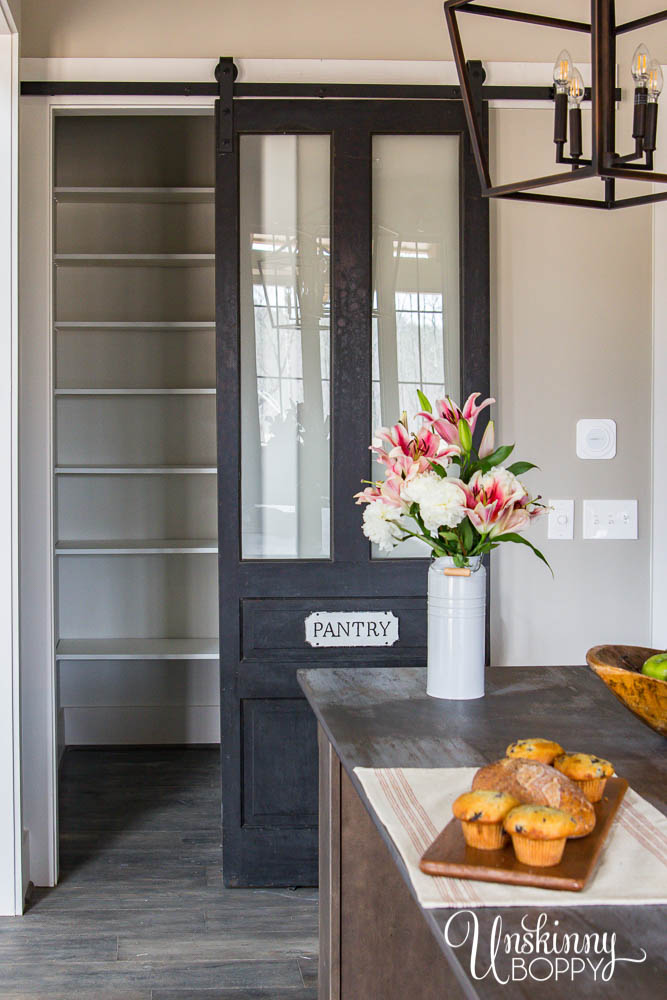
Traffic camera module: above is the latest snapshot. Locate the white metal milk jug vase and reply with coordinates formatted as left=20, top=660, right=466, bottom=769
left=427, top=555, right=486, bottom=700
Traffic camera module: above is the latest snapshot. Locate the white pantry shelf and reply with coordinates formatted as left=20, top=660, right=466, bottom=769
left=55, top=465, right=217, bottom=475
left=55, top=388, right=216, bottom=396
left=56, top=638, right=220, bottom=661
left=54, top=186, right=215, bottom=203
left=56, top=539, right=218, bottom=555
left=54, top=253, right=215, bottom=267
left=52, top=113, right=219, bottom=745
left=54, top=322, right=215, bottom=330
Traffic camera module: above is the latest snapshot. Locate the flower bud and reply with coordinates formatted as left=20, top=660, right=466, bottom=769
left=479, top=420, right=495, bottom=459
left=458, top=417, right=473, bottom=453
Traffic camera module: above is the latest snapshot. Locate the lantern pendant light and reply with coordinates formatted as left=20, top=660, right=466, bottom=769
left=444, top=1, right=667, bottom=208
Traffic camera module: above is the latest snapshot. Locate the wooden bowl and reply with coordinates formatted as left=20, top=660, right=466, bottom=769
left=586, top=645, right=667, bottom=737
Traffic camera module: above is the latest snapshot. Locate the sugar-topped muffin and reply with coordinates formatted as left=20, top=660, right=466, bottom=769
left=553, top=752, right=614, bottom=803
left=505, top=738, right=564, bottom=765
left=452, top=789, right=519, bottom=850
left=503, top=804, right=577, bottom=867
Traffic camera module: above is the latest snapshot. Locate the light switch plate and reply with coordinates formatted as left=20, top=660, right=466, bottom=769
left=576, top=419, right=616, bottom=460
left=548, top=499, right=574, bottom=540
left=583, top=500, right=638, bottom=539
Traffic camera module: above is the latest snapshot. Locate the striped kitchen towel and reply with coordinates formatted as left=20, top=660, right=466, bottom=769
left=353, top=766, right=667, bottom=908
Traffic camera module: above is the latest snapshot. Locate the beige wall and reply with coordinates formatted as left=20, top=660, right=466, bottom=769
left=490, top=103, right=652, bottom=665
left=19, top=0, right=656, bottom=664
left=19, top=0, right=667, bottom=60
left=8, top=0, right=20, bottom=30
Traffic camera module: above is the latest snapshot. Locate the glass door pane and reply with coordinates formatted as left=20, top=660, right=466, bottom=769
left=371, top=134, right=460, bottom=558
left=240, top=135, right=331, bottom=558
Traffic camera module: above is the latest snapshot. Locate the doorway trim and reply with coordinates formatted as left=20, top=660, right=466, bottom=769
left=18, top=88, right=216, bottom=891
left=652, top=138, right=667, bottom=648
left=0, top=0, right=22, bottom=916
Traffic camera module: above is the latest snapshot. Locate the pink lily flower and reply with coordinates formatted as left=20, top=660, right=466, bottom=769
left=456, top=467, right=544, bottom=538
left=371, top=421, right=460, bottom=482
left=353, top=484, right=382, bottom=506
left=418, top=392, right=496, bottom=446
left=461, top=392, right=496, bottom=431
left=354, top=475, right=405, bottom=509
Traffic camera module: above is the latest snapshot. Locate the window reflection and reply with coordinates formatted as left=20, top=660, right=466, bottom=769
left=241, top=136, right=331, bottom=559
left=371, top=135, right=460, bottom=558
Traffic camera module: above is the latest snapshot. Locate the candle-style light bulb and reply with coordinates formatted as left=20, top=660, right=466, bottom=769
left=553, top=50, right=572, bottom=91
left=648, top=60, right=664, bottom=102
left=632, top=43, right=652, bottom=139
left=568, top=67, right=585, bottom=107
left=552, top=50, right=572, bottom=148
left=568, top=67, right=585, bottom=159
left=632, top=43, right=651, bottom=84
left=645, top=60, right=663, bottom=152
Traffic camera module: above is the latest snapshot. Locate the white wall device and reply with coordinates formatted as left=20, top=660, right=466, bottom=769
left=576, top=418, right=616, bottom=460
left=582, top=500, right=638, bottom=539
left=547, top=499, right=575, bottom=540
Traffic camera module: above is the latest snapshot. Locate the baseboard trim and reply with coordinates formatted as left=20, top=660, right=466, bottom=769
left=62, top=705, right=220, bottom=745
left=21, top=831, right=30, bottom=908
left=63, top=742, right=220, bottom=750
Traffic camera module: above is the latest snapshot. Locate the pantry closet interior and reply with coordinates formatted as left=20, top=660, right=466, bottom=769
left=52, top=111, right=220, bottom=753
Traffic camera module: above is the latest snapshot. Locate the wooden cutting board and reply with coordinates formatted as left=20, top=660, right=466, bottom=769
left=419, top=777, right=628, bottom=892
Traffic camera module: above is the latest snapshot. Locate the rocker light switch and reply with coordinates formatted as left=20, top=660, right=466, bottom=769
left=583, top=500, right=638, bottom=539
left=548, top=499, right=574, bottom=540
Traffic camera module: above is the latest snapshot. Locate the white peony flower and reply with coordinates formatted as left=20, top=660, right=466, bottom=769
left=362, top=500, right=406, bottom=552
left=402, top=471, right=467, bottom=533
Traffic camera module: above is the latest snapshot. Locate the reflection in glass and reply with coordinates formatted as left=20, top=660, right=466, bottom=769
left=240, top=135, right=330, bottom=558
left=371, top=135, right=460, bottom=558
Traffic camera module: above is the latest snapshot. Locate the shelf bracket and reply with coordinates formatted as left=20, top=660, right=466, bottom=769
left=215, top=57, right=236, bottom=156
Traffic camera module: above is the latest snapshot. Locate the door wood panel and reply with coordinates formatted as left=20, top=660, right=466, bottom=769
left=241, top=598, right=426, bottom=661
left=242, top=698, right=318, bottom=828
left=216, top=98, right=490, bottom=887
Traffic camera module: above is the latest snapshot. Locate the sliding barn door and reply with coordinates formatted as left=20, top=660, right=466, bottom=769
left=216, top=99, right=489, bottom=886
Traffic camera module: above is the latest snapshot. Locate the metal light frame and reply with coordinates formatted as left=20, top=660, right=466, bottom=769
left=445, top=0, right=667, bottom=208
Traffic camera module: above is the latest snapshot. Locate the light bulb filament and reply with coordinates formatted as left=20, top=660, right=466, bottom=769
left=632, top=43, right=651, bottom=84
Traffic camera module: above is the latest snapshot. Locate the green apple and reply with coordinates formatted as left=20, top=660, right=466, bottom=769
left=642, top=652, right=667, bottom=681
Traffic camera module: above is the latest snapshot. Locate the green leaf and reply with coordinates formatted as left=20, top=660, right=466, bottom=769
left=428, top=460, right=448, bottom=479
left=400, top=525, right=450, bottom=558
left=492, top=532, right=553, bottom=576
left=417, top=389, right=432, bottom=414
left=480, top=444, right=515, bottom=470
left=460, top=517, right=474, bottom=552
left=437, top=530, right=459, bottom=543
left=506, top=461, right=538, bottom=477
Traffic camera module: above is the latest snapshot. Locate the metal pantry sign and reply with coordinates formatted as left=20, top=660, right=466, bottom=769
left=305, top=611, right=399, bottom=647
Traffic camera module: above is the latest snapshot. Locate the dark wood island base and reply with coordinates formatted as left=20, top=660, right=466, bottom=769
left=319, top=727, right=465, bottom=999
left=301, top=666, right=667, bottom=1000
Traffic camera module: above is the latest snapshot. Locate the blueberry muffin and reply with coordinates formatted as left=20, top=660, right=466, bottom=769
left=452, top=789, right=520, bottom=850
left=505, top=738, right=563, bottom=765
left=553, top=752, right=614, bottom=803
left=503, top=804, right=577, bottom=867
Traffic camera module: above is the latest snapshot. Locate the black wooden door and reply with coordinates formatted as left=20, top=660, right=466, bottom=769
left=216, top=98, right=489, bottom=886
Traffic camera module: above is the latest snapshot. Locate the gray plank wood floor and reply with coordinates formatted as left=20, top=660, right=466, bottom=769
left=0, top=748, right=318, bottom=999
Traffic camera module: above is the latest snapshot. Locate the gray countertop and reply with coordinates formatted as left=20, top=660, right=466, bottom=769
left=298, top=665, right=666, bottom=999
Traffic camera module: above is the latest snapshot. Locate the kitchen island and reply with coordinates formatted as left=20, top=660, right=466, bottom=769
left=298, top=666, right=666, bottom=999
